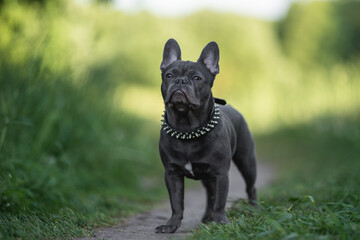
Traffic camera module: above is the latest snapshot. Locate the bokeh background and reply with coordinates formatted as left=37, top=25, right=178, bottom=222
left=0, top=0, right=359, bottom=238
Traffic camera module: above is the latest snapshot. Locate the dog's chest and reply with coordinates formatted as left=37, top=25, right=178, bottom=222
left=181, top=161, right=212, bottom=180
left=164, top=138, right=226, bottom=179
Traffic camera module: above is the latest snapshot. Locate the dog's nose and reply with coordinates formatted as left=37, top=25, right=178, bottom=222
left=182, top=78, right=189, bottom=84
left=175, top=77, right=189, bottom=85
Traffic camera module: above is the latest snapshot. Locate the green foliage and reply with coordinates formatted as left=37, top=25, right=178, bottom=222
left=191, top=114, right=360, bottom=239
left=278, top=0, right=360, bottom=66
left=0, top=1, right=165, bottom=239
left=0, top=0, right=360, bottom=238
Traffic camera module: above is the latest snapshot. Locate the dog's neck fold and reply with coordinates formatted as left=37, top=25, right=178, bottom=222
left=165, top=94, right=214, bottom=132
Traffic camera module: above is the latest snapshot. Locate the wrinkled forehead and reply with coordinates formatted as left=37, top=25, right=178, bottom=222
left=166, top=61, right=208, bottom=75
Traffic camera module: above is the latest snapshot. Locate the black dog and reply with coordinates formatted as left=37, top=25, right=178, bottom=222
left=156, top=39, right=257, bottom=234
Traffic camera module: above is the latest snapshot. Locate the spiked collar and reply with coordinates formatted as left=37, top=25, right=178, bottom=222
left=161, top=104, right=220, bottom=140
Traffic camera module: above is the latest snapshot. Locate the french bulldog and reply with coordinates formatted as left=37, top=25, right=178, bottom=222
left=156, top=39, right=257, bottom=234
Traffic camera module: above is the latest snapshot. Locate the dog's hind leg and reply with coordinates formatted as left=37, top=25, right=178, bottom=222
left=232, top=152, right=257, bottom=205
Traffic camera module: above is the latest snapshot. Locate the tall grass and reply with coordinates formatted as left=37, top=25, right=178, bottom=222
left=0, top=0, right=359, bottom=238
left=0, top=2, right=166, bottom=239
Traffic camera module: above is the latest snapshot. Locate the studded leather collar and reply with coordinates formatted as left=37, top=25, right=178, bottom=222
left=161, top=104, right=220, bottom=140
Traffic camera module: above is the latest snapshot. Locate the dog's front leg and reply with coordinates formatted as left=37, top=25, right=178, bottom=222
left=213, top=173, right=230, bottom=224
left=155, top=171, right=184, bottom=233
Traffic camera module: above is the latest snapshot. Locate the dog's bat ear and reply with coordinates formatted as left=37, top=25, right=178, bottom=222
left=198, top=41, right=219, bottom=75
left=160, top=38, right=181, bottom=72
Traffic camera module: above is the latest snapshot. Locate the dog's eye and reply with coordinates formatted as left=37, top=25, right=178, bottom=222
left=193, top=76, right=201, bottom=80
left=165, top=73, right=173, bottom=78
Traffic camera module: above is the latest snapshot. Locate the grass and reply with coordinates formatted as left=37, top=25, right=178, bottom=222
left=0, top=62, right=167, bottom=239
left=191, top=114, right=360, bottom=239
left=0, top=2, right=168, bottom=239
left=0, top=42, right=167, bottom=239
left=1, top=1, right=360, bottom=239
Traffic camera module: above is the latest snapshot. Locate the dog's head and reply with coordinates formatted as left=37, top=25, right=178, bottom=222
left=160, top=39, right=219, bottom=113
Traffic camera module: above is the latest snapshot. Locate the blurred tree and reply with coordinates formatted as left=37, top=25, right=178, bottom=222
left=92, top=0, right=114, bottom=4
left=0, top=0, right=64, bottom=10
left=277, top=1, right=338, bottom=66
left=278, top=0, right=360, bottom=66
left=0, top=0, right=49, bottom=5
left=335, top=1, right=360, bottom=60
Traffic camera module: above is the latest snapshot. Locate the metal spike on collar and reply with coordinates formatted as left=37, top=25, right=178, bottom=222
left=161, top=104, right=221, bottom=140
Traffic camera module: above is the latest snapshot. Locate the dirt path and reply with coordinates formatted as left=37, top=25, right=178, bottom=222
left=78, top=162, right=273, bottom=240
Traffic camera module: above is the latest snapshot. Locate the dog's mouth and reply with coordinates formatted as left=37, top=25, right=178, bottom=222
left=167, top=90, right=189, bottom=112
left=164, top=88, right=201, bottom=112
left=171, top=90, right=188, bottom=103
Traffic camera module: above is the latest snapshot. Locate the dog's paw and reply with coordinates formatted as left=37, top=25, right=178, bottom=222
left=155, top=224, right=179, bottom=233
left=213, top=215, right=230, bottom=224
left=249, top=200, right=259, bottom=208
left=201, top=215, right=214, bottom=224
